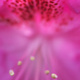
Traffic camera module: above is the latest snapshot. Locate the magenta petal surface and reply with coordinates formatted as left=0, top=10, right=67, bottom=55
left=0, top=0, right=80, bottom=80
left=67, top=0, right=80, bottom=13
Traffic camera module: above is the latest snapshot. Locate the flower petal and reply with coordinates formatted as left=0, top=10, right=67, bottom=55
left=67, top=0, right=80, bottom=13
left=53, top=26, right=80, bottom=80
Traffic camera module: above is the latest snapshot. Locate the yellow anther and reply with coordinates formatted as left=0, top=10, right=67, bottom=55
left=18, top=61, right=22, bottom=66
left=30, top=56, right=35, bottom=61
left=51, top=73, right=58, bottom=79
left=45, top=70, right=50, bottom=75
left=9, top=70, right=14, bottom=76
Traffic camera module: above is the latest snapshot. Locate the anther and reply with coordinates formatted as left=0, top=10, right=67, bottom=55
left=30, top=56, right=35, bottom=61
left=51, top=73, right=58, bottom=79
left=45, top=70, right=50, bottom=75
left=9, top=70, right=14, bottom=76
left=18, top=61, right=22, bottom=66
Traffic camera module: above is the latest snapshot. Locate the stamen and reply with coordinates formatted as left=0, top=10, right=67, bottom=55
left=45, top=70, right=50, bottom=75
left=24, top=62, right=34, bottom=80
left=30, top=56, right=35, bottom=61
left=34, top=54, right=41, bottom=80
left=41, top=43, right=50, bottom=75
left=18, top=61, right=22, bottom=66
left=51, top=73, right=58, bottom=79
left=46, top=44, right=58, bottom=79
left=15, top=58, right=30, bottom=80
left=9, top=70, right=14, bottom=76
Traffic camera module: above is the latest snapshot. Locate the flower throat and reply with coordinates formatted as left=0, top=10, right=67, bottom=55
left=5, top=0, right=64, bottom=21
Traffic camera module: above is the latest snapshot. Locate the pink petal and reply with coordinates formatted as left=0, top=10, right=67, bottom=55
left=0, top=0, right=80, bottom=80
left=67, top=0, right=80, bottom=13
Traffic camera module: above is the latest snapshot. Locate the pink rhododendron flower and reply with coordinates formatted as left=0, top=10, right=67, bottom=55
left=0, top=0, right=80, bottom=80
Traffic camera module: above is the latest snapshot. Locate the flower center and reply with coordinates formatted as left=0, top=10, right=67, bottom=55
left=1, top=0, right=75, bottom=37
left=5, top=0, right=64, bottom=21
